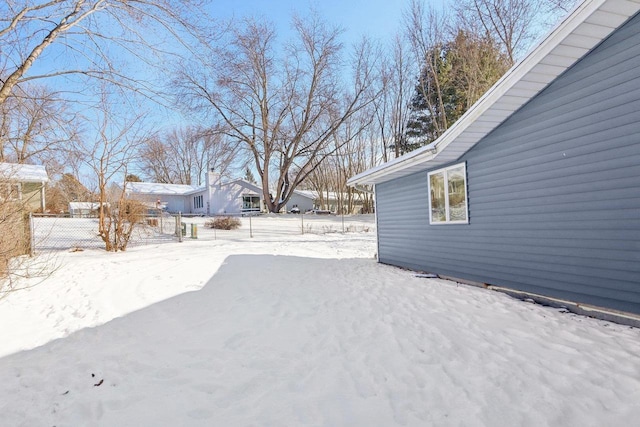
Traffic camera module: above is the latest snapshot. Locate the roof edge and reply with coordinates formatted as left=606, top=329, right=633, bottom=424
left=348, top=0, right=629, bottom=186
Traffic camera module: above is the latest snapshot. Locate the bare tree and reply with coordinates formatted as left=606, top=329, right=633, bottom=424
left=374, top=34, right=413, bottom=160
left=404, top=0, right=451, bottom=143
left=0, top=84, right=79, bottom=171
left=45, top=172, right=92, bottom=213
left=138, top=125, right=240, bottom=186
left=81, top=89, right=147, bottom=251
left=454, top=0, right=576, bottom=64
left=0, top=0, right=208, bottom=107
left=177, top=13, right=380, bottom=213
left=303, top=104, right=378, bottom=214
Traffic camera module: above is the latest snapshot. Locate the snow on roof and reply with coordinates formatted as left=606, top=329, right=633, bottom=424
left=0, top=162, right=49, bottom=183
left=125, top=182, right=201, bottom=196
left=292, top=190, right=317, bottom=200
left=295, top=190, right=367, bottom=201
left=68, top=202, right=105, bottom=210
left=348, top=0, right=640, bottom=186
left=126, top=178, right=264, bottom=197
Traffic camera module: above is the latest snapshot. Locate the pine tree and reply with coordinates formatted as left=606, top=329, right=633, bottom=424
left=244, top=167, right=257, bottom=184
left=400, top=31, right=509, bottom=155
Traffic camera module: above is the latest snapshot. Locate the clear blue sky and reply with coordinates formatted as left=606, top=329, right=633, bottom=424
left=209, top=0, right=413, bottom=45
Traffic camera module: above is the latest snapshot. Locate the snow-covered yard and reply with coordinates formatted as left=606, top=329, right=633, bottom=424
left=1, top=215, right=639, bottom=426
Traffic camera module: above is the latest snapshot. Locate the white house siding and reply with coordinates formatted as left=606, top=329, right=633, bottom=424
left=188, top=190, right=208, bottom=215
left=160, top=195, right=188, bottom=214
left=375, top=12, right=640, bottom=315
left=286, top=193, right=315, bottom=213
left=210, top=181, right=262, bottom=214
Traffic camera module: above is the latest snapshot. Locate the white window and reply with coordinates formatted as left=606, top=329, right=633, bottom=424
left=194, top=195, right=203, bottom=209
left=242, top=195, right=261, bottom=212
left=428, top=163, right=468, bottom=224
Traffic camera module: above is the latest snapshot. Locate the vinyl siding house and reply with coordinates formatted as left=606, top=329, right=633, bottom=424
left=124, top=170, right=265, bottom=215
left=348, top=0, right=640, bottom=317
left=0, top=162, right=48, bottom=212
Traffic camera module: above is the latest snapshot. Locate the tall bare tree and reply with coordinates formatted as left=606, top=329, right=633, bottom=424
left=0, top=0, right=207, bottom=107
left=309, top=105, right=378, bottom=214
left=454, top=0, right=576, bottom=64
left=404, top=1, right=452, bottom=146
left=138, top=125, right=240, bottom=186
left=373, top=34, right=414, bottom=160
left=177, top=13, right=379, bottom=213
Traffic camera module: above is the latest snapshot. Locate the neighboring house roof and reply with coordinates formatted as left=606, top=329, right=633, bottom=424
left=295, top=190, right=367, bottom=201
left=0, top=162, right=49, bottom=183
left=125, top=182, right=199, bottom=196
left=348, top=0, right=640, bottom=186
left=222, top=178, right=263, bottom=195
left=69, top=202, right=104, bottom=210
left=291, top=190, right=317, bottom=200
left=125, top=178, right=263, bottom=196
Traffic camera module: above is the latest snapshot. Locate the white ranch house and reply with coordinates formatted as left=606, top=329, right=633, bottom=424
left=124, top=171, right=262, bottom=215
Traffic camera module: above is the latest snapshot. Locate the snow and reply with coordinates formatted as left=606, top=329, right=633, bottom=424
left=125, top=181, right=200, bottom=195
left=0, top=162, right=49, bottom=182
left=1, top=215, right=639, bottom=426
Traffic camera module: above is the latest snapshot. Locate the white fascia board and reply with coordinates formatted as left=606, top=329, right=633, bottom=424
left=346, top=143, right=437, bottom=186
left=348, top=0, right=636, bottom=186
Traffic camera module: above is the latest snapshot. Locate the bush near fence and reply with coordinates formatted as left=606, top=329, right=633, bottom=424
left=205, top=216, right=241, bottom=230
left=1, top=202, right=31, bottom=278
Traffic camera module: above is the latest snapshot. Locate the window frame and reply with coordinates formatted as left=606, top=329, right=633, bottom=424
left=427, top=162, right=469, bottom=225
left=242, top=195, right=261, bottom=211
left=193, top=194, right=203, bottom=209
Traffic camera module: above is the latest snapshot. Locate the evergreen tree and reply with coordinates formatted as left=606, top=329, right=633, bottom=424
left=400, top=31, right=509, bottom=155
left=244, top=167, right=257, bottom=184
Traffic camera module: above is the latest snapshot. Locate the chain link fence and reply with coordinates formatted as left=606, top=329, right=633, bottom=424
left=190, top=213, right=375, bottom=241
left=31, top=213, right=376, bottom=252
left=31, top=213, right=180, bottom=252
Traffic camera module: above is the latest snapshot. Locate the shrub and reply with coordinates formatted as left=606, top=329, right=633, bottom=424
left=0, top=201, right=30, bottom=279
left=205, top=216, right=241, bottom=230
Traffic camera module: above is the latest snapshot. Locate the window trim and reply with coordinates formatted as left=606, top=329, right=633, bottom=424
left=194, top=194, right=203, bottom=209
left=428, top=162, right=469, bottom=225
left=242, top=195, right=261, bottom=212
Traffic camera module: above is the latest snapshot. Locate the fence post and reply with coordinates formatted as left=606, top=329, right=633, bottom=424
left=301, top=211, right=304, bottom=235
left=29, top=212, right=35, bottom=256
left=249, top=213, right=253, bottom=238
left=177, top=212, right=183, bottom=243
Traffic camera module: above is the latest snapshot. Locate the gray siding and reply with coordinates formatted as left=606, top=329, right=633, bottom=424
left=376, top=13, right=640, bottom=314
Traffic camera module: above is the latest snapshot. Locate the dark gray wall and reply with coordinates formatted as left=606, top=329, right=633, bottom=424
left=376, top=12, right=640, bottom=314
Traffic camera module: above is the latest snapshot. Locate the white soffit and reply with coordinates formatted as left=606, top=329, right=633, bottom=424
left=348, top=0, right=640, bottom=186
